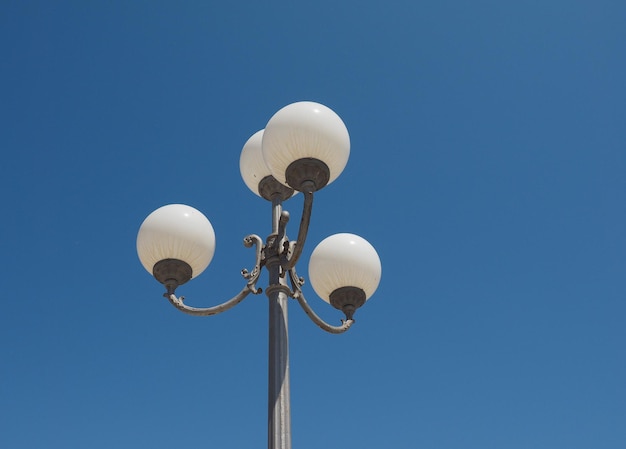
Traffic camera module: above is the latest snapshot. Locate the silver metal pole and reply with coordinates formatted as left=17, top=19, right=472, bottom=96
left=267, top=196, right=292, bottom=449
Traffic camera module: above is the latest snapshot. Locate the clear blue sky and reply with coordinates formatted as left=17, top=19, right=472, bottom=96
left=1, top=1, right=624, bottom=448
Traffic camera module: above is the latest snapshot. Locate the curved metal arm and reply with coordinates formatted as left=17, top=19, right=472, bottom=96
left=166, top=285, right=255, bottom=316
left=292, top=290, right=354, bottom=334
left=288, top=268, right=354, bottom=334
left=162, top=233, right=265, bottom=317
left=282, top=191, right=313, bottom=271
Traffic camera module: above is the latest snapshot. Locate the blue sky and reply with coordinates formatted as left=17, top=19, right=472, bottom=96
left=1, top=1, right=624, bottom=448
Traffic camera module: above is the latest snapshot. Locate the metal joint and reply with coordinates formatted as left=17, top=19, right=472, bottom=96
left=153, top=259, right=192, bottom=295
left=285, top=158, right=330, bottom=192
left=329, top=287, right=366, bottom=320
left=259, top=175, right=294, bottom=202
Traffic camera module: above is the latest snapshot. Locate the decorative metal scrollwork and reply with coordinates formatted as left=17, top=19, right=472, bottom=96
left=242, top=234, right=264, bottom=294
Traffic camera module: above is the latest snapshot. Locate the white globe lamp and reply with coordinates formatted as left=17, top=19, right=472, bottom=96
left=262, top=101, right=350, bottom=192
left=137, top=204, right=216, bottom=291
left=308, top=233, right=381, bottom=319
left=240, top=130, right=294, bottom=201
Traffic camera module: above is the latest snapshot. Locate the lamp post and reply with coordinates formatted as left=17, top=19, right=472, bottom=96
left=136, top=101, right=382, bottom=449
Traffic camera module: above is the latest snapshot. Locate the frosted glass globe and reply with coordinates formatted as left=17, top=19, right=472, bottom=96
left=262, top=101, right=350, bottom=188
left=239, top=130, right=272, bottom=197
left=308, top=233, right=381, bottom=302
left=136, top=204, right=216, bottom=279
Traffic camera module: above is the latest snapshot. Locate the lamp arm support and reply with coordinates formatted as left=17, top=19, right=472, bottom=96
left=282, top=191, right=313, bottom=271
left=165, top=285, right=257, bottom=317
left=288, top=268, right=354, bottom=334
left=160, top=233, right=265, bottom=317
left=292, top=290, right=354, bottom=334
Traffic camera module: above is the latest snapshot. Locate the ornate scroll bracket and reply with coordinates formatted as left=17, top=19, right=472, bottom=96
left=242, top=234, right=264, bottom=294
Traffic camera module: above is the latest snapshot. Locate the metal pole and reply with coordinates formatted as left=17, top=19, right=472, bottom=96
left=267, top=196, right=292, bottom=449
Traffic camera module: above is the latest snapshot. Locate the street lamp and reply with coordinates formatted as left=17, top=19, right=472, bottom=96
left=136, top=101, right=382, bottom=449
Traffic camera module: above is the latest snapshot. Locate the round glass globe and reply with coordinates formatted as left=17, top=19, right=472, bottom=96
left=136, top=204, right=216, bottom=279
left=239, top=130, right=272, bottom=197
left=262, top=101, right=350, bottom=188
left=308, top=233, right=381, bottom=303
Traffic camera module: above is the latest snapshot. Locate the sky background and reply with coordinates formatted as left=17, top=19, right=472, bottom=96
left=1, top=1, right=625, bottom=448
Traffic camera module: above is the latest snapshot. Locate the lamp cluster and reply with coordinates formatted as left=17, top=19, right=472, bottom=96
left=136, top=101, right=381, bottom=321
